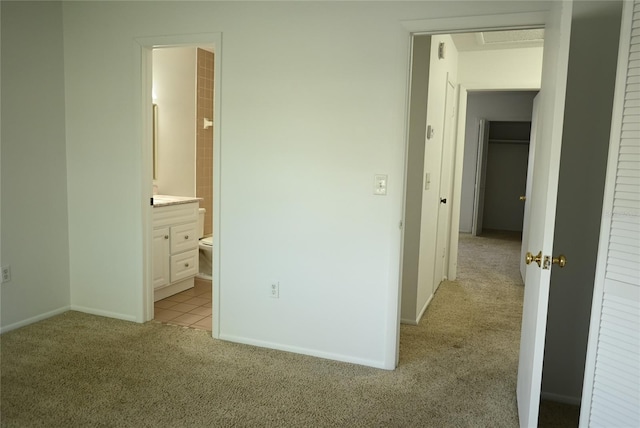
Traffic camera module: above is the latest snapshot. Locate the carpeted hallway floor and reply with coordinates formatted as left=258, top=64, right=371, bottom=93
left=1, top=233, right=577, bottom=427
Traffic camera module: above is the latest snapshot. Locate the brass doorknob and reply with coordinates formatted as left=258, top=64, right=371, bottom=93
left=526, top=251, right=543, bottom=267
left=552, top=255, right=567, bottom=268
left=519, top=196, right=526, bottom=201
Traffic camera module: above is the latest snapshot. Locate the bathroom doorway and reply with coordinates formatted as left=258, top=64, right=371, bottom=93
left=151, top=45, right=215, bottom=330
left=137, top=33, right=222, bottom=337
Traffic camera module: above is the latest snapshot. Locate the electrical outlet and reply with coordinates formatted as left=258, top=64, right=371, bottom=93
left=1, top=266, right=11, bottom=284
left=270, top=282, right=279, bottom=299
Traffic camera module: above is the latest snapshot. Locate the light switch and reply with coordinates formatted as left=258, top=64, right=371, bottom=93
left=374, top=174, right=388, bottom=196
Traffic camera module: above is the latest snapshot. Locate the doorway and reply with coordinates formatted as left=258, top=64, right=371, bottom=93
left=400, top=34, right=543, bottom=325
left=472, top=120, right=532, bottom=237
left=136, top=33, right=222, bottom=338
left=398, top=13, right=561, bottom=426
left=150, top=46, right=215, bottom=331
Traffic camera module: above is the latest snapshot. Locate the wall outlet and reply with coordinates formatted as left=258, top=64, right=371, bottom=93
left=373, top=174, right=388, bottom=196
left=1, top=266, right=11, bottom=284
left=270, top=281, right=279, bottom=298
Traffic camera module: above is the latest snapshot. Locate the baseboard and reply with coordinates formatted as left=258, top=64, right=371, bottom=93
left=0, top=306, right=71, bottom=334
left=70, top=305, right=138, bottom=323
left=416, top=294, right=433, bottom=324
left=541, top=391, right=581, bottom=406
left=219, top=333, right=390, bottom=370
left=400, top=294, right=433, bottom=325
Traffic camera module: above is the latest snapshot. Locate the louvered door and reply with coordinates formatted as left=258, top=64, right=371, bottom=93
left=580, top=1, right=640, bottom=426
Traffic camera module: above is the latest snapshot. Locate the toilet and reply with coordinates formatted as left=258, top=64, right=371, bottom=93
left=197, top=208, right=213, bottom=279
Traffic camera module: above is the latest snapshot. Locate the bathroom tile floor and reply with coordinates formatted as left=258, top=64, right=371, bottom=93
left=153, top=277, right=212, bottom=331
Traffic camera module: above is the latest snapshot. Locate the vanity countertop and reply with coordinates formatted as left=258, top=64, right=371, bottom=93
left=152, top=195, right=203, bottom=207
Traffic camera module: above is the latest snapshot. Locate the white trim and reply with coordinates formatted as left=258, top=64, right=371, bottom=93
left=395, top=33, right=416, bottom=367
left=579, top=1, right=635, bottom=425
left=220, top=333, right=389, bottom=370
left=541, top=392, right=581, bottom=407
left=0, top=306, right=71, bottom=334
left=401, top=12, right=547, bottom=35
left=133, top=33, right=223, bottom=340
left=70, top=306, right=138, bottom=323
left=401, top=294, right=433, bottom=325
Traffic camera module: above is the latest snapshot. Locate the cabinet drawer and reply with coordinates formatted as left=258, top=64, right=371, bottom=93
left=170, top=222, right=198, bottom=254
left=153, top=202, right=198, bottom=228
left=170, top=249, right=199, bottom=283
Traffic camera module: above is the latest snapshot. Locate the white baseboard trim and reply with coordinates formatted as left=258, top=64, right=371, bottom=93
left=219, top=333, right=390, bottom=370
left=416, top=294, right=433, bottom=324
left=541, top=391, right=581, bottom=406
left=0, top=306, right=71, bottom=334
left=70, top=305, right=138, bottom=323
left=400, top=294, right=433, bottom=325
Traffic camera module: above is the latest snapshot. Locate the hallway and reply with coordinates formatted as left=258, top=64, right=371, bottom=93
left=399, top=232, right=578, bottom=426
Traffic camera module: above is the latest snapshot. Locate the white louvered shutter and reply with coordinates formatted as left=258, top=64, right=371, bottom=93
left=580, top=1, right=640, bottom=427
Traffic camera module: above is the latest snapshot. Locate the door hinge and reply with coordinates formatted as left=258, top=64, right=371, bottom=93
left=150, top=197, right=154, bottom=206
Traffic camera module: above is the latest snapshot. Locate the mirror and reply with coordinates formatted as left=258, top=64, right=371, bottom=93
left=152, top=104, right=158, bottom=180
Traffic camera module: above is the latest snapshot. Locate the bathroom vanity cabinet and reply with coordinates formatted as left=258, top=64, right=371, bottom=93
left=152, top=200, right=200, bottom=301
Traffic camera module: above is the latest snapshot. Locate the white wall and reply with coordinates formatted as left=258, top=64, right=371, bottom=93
left=459, top=92, right=538, bottom=233
left=458, top=47, right=544, bottom=89
left=542, top=0, right=623, bottom=404
left=0, top=1, right=71, bottom=331
left=47, top=1, right=553, bottom=369
left=153, top=47, right=197, bottom=197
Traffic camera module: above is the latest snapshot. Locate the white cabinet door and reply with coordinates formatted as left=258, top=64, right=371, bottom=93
left=152, top=227, right=170, bottom=289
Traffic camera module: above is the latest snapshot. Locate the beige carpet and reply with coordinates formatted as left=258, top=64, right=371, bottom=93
left=1, top=233, right=577, bottom=427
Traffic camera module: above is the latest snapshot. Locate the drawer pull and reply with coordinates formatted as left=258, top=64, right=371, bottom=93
left=184, top=235, right=189, bottom=240
left=164, top=235, right=169, bottom=240
left=184, top=262, right=190, bottom=268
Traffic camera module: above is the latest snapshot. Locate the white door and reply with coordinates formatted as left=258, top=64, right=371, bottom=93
left=472, top=119, right=490, bottom=236
left=519, top=94, right=540, bottom=282
left=152, top=227, right=170, bottom=289
left=434, top=78, right=457, bottom=289
left=516, top=1, right=573, bottom=427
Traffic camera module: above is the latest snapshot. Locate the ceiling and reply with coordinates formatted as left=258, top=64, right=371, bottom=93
left=451, top=29, right=544, bottom=52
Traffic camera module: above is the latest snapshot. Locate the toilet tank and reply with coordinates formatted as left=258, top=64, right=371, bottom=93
left=197, top=208, right=206, bottom=239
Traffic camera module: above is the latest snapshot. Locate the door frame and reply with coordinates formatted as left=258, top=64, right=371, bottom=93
left=396, top=8, right=549, bottom=364
left=471, top=118, right=489, bottom=237
left=134, top=33, right=223, bottom=338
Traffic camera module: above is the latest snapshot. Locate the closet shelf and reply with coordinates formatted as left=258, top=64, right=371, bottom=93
left=488, top=139, right=530, bottom=145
